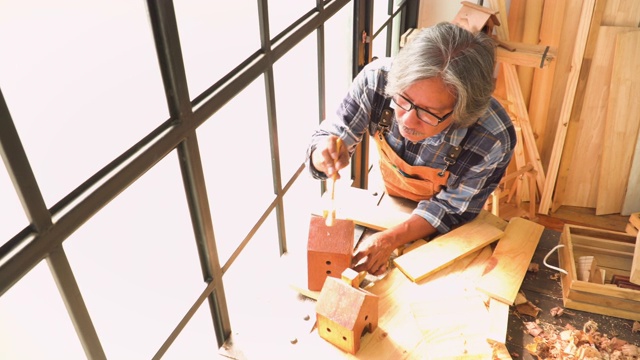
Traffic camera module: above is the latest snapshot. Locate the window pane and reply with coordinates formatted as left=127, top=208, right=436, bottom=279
left=161, top=301, right=218, bottom=359
left=372, top=0, right=391, bottom=59
left=372, top=27, right=390, bottom=60
left=268, top=0, right=317, bottom=37
left=0, top=0, right=168, bottom=208
left=0, top=261, right=86, bottom=359
left=273, top=33, right=319, bottom=183
left=324, top=4, right=354, bottom=119
left=283, top=174, right=318, bottom=256
left=0, top=163, right=27, bottom=246
left=64, top=152, right=207, bottom=359
left=197, top=77, right=275, bottom=265
left=174, top=0, right=261, bottom=101
left=221, top=212, right=307, bottom=358
left=373, top=0, right=391, bottom=33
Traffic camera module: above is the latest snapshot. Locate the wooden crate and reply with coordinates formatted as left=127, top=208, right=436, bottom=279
left=558, top=224, right=640, bottom=321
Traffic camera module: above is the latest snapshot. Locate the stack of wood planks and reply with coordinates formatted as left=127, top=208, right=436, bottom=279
left=417, top=0, right=640, bottom=218
left=501, top=0, right=640, bottom=217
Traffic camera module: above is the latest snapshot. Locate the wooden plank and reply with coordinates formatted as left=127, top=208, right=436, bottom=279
left=476, top=217, right=544, bottom=304
left=602, top=0, right=640, bottom=26
left=487, top=297, right=510, bottom=344
left=549, top=0, right=607, bottom=211
left=631, top=232, right=640, bottom=285
left=596, top=31, right=640, bottom=215
left=537, top=0, right=583, bottom=174
left=538, top=0, right=597, bottom=214
left=352, top=246, right=495, bottom=359
left=487, top=0, right=510, bottom=41
left=311, top=187, right=403, bottom=231
left=507, top=0, right=525, bottom=43
left=622, top=125, right=640, bottom=215
left=496, top=44, right=555, bottom=68
left=570, top=279, right=640, bottom=301
left=560, top=26, right=638, bottom=208
left=516, top=0, right=544, bottom=106
left=528, top=0, right=566, bottom=170
left=404, top=246, right=496, bottom=358
left=313, top=186, right=507, bottom=233
left=563, top=297, right=640, bottom=322
left=393, top=221, right=504, bottom=283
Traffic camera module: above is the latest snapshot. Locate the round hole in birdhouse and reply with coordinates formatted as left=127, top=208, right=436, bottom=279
left=342, top=336, right=347, bottom=341
left=325, top=260, right=331, bottom=265
left=326, top=328, right=332, bottom=332
left=364, top=315, right=369, bottom=321
left=326, top=270, right=332, bottom=274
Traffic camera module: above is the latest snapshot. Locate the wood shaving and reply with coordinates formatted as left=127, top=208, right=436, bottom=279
left=528, top=263, right=540, bottom=273
left=517, top=301, right=541, bottom=318
left=525, top=321, right=544, bottom=337
left=550, top=306, right=564, bottom=317
left=524, top=320, right=640, bottom=359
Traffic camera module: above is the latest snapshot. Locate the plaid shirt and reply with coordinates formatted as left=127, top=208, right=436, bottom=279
left=307, top=58, right=516, bottom=233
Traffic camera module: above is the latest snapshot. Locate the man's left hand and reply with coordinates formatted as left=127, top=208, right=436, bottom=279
left=351, top=231, right=395, bottom=276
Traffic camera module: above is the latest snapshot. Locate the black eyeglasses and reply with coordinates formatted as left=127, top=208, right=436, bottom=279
left=392, top=93, right=454, bottom=126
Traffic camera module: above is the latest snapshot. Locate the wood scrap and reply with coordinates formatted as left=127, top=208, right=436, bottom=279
left=514, top=292, right=528, bottom=306
left=516, top=301, right=541, bottom=318
left=630, top=212, right=640, bottom=230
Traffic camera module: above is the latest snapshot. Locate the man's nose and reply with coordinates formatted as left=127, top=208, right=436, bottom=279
left=401, top=107, right=423, bottom=126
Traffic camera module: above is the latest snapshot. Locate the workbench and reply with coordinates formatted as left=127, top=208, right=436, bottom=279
left=217, top=188, right=640, bottom=359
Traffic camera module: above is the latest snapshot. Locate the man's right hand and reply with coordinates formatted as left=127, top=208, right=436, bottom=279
left=311, top=135, right=349, bottom=178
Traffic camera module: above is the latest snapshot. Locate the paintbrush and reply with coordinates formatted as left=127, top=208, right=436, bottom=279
left=324, top=138, right=342, bottom=227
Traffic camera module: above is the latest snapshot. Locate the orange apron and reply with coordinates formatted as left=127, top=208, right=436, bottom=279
left=373, top=131, right=452, bottom=203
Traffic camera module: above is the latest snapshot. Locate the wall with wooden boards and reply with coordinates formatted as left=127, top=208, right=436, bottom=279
left=417, top=0, right=640, bottom=216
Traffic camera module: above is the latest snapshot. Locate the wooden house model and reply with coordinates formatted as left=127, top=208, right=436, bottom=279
left=315, top=276, right=379, bottom=354
left=307, top=215, right=354, bottom=291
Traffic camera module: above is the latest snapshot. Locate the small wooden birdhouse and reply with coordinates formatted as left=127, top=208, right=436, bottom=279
left=451, top=1, right=500, bottom=35
left=307, top=214, right=355, bottom=291
left=315, top=275, right=379, bottom=354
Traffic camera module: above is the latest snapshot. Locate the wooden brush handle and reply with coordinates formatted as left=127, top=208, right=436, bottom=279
left=330, top=138, right=342, bottom=200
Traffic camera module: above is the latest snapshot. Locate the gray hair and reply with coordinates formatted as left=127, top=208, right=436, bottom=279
left=385, top=22, right=496, bottom=128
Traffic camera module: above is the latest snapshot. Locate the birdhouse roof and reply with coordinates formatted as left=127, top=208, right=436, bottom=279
left=452, top=1, right=501, bottom=34
left=316, top=277, right=375, bottom=329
